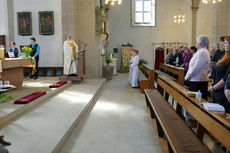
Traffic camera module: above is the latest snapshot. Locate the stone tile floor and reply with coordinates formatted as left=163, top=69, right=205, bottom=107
left=60, top=73, right=164, bottom=153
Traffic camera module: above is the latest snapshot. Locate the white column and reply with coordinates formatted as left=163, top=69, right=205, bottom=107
left=191, top=0, right=200, bottom=46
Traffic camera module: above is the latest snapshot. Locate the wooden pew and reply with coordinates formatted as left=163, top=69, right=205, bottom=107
left=145, top=89, right=211, bottom=153
left=138, top=64, right=155, bottom=93
left=157, top=75, right=230, bottom=151
left=159, top=64, right=184, bottom=86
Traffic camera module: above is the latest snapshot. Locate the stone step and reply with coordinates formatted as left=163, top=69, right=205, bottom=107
left=0, top=79, right=105, bottom=153
left=0, top=78, right=72, bottom=127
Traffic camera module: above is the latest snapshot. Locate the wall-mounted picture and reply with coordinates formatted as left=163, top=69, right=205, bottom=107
left=39, top=11, right=54, bottom=35
left=17, top=12, right=32, bottom=35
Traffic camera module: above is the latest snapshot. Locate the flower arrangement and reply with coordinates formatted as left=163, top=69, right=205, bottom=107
left=105, top=57, right=112, bottom=66
left=22, top=46, right=32, bottom=57
left=20, top=46, right=35, bottom=65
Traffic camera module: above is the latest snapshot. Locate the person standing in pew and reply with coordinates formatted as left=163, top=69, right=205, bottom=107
left=211, top=43, right=221, bottom=63
left=209, top=36, right=230, bottom=114
left=169, top=48, right=178, bottom=66
left=182, top=47, right=192, bottom=75
left=130, top=50, right=139, bottom=88
left=176, top=46, right=184, bottom=67
left=29, top=38, right=40, bottom=79
left=185, top=35, right=211, bottom=100
left=219, top=36, right=226, bottom=60
left=165, top=47, right=173, bottom=64
left=225, top=74, right=230, bottom=104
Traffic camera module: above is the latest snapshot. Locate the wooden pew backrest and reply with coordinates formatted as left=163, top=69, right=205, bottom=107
left=157, top=75, right=230, bottom=151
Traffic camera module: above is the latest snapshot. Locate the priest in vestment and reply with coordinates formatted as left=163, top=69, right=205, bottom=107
left=63, top=34, right=78, bottom=76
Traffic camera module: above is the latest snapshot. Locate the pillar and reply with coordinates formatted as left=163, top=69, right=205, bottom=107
left=191, top=0, right=200, bottom=46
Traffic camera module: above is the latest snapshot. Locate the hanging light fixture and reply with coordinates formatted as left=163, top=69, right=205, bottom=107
left=105, top=0, right=122, bottom=6
left=174, top=15, right=186, bottom=23
left=173, top=9, right=186, bottom=24
left=202, top=0, right=222, bottom=4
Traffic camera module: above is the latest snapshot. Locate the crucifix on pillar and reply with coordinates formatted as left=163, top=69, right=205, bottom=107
left=191, top=0, right=200, bottom=46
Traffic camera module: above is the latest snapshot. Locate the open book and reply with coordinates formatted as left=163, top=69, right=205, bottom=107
left=201, top=103, right=225, bottom=112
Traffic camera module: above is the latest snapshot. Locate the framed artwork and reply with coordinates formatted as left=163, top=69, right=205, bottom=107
left=17, top=12, right=32, bottom=35
left=120, top=43, right=133, bottom=72
left=39, top=11, right=54, bottom=35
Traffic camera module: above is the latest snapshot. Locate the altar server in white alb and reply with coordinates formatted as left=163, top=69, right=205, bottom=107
left=63, top=34, right=78, bottom=76
left=130, top=50, right=139, bottom=88
left=129, top=49, right=134, bottom=84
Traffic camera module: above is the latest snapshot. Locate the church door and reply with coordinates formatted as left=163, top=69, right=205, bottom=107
left=154, top=47, right=164, bottom=70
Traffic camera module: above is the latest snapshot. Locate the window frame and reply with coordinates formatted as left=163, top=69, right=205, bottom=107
left=131, top=0, right=156, bottom=27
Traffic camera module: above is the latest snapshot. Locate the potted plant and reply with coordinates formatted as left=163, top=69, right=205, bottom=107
left=139, top=59, right=148, bottom=69
left=104, top=57, right=114, bottom=80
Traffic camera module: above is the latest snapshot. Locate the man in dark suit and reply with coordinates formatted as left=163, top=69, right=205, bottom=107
left=211, top=43, right=221, bottom=62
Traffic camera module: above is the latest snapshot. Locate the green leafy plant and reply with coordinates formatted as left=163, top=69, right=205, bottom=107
left=139, top=59, right=148, bottom=66
left=0, top=94, right=13, bottom=104
left=105, top=57, right=112, bottom=66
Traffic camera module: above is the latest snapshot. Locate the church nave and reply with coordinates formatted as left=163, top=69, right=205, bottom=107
left=60, top=73, right=164, bottom=153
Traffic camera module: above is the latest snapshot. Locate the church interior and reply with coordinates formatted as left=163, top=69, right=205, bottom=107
left=0, top=0, right=230, bottom=153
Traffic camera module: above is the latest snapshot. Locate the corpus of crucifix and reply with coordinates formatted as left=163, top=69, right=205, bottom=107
left=0, top=0, right=229, bottom=153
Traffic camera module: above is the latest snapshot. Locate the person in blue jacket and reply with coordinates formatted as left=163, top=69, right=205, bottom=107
left=9, top=42, right=19, bottom=58
left=29, top=38, right=40, bottom=79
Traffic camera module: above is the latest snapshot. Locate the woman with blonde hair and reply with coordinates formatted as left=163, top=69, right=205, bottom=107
left=208, top=36, right=230, bottom=113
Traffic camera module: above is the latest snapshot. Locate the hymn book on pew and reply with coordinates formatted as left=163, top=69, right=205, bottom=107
left=201, top=102, right=225, bottom=112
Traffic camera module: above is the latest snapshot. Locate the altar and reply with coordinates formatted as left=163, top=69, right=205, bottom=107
left=0, top=58, right=32, bottom=87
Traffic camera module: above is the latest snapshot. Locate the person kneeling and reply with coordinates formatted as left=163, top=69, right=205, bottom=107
left=130, top=50, right=139, bottom=88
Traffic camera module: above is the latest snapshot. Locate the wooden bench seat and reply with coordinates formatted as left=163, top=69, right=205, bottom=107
left=138, top=70, right=148, bottom=81
left=155, top=70, right=176, bottom=81
left=138, top=64, right=155, bottom=93
left=145, top=89, right=211, bottom=153
left=138, top=71, right=149, bottom=93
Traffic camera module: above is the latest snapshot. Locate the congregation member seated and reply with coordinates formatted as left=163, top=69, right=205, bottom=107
left=169, top=48, right=178, bottom=66
left=211, top=43, right=221, bottom=63
left=165, top=47, right=173, bottom=64
left=29, top=38, right=40, bottom=79
left=185, top=35, right=211, bottom=100
left=209, top=36, right=230, bottom=113
left=182, top=47, right=192, bottom=74
left=130, top=50, right=139, bottom=88
left=8, top=42, right=19, bottom=58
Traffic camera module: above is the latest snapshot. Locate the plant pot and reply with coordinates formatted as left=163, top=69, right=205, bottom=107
left=103, top=66, right=114, bottom=80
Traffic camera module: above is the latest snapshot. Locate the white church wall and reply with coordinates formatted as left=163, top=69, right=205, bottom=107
left=107, top=0, right=213, bottom=67
left=0, top=0, right=9, bottom=48
left=13, top=0, right=63, bottom=67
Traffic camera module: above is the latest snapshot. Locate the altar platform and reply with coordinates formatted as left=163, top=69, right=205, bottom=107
left=0, top=77, right=105, bottom=153
left=0, top=77, right=71, bottom=126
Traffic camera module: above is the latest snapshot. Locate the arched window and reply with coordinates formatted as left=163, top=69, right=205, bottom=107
left=132, top=0, right=156, bottom=27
